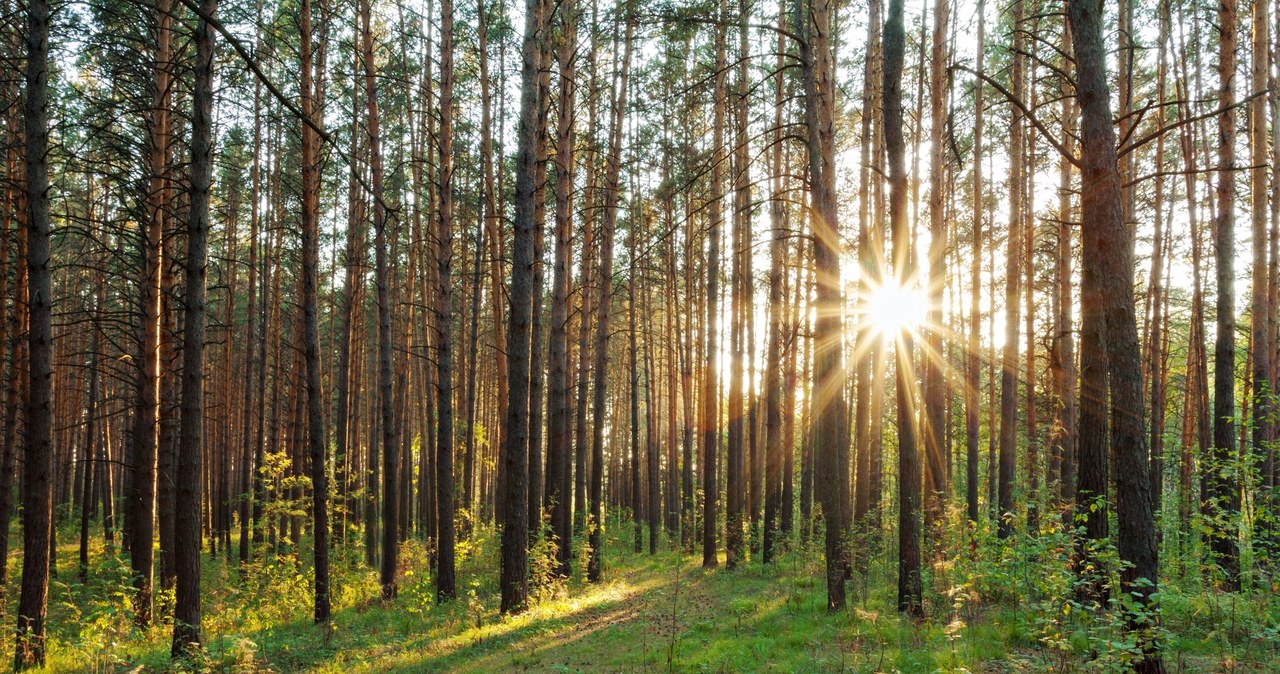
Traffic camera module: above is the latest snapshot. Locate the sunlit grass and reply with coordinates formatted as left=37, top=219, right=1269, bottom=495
left=2, top=515, right=1278, bottom=672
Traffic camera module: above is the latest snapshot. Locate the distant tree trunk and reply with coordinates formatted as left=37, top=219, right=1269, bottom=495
left=629, top=210, right=643, bottom=554
left=574, top=18, right=600, bottom=536
left=965, top=0, right=985, bottom=524
left=1249, top=0, right=1272, bottom=555
left=882, top=0, right=921, bottom=619
left=478, top=0, right=508, bottom=511
left=239, top=71, right=262, bottom=564
left=359, top=0, right=398, bottom=600
left=80, top=271, right=104, bottom=581
left=1268, top=0, right=1280, bottom=548
left=643, top=286, right=660, bottom=554
left=782, top=242, right=802, bottom=538
left=853, top=0, right=880, bottom=547
left=1146, top=0, right=1172, bottom=525
left=1052, top=22, right=1077, bottom=506
left=725, top=0, right=751, bottom=570
left=997, top=0, right=1026, bottom=539
left=679, top=163, right=695, bottom=549
left=0, top=67, right=18, bottom=596
left=1208, top=0, right=1241, bottom=590
left=588, top=17, right=633, bottom=583
left=1069, top=2, right=1164, bottom=671
left=434, top=0, right=458, bottom=602
left=763, top=0, right=787, bottom=563
left=299, top=0, right=330, bottom=623
left=923, top=0, right=949, bottom=527
left=799, top=258, right=814, bottom=538
left=127, top=0, right=174, bottom=627
left=702, top=0, right=726, bottom=570
left=334, top=34, right=364, bottom=548
left=172, top=0, right=216, bottom=656
left=664, top=217, right=680, bottom=541
left=14, top=0, right=52, bottom=661
left=527, top=48, right=551, bottom=544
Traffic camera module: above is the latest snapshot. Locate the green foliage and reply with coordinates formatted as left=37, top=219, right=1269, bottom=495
left=5, top=508, right=1280, bottom=673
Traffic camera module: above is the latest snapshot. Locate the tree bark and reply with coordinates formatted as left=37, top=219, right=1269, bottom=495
left=434, top=0, right=458, bottom=602
left=801, top=0, right=851, bottom=611
left=1208, top=0, right=1241, bottom=589
left=172, top=0, right=217, bottom=655
left=882, top=0, right=921, bottom=619
left=545, top=0, right=577, bottom=576
left=502, top=0, right=550, bottom=611
left=997, top=0, right=1026, bottom=539
left=14, top=0, right=52, bottom=661
left=1069, top=1, right=1164, bottom=670
left=357, top=0, right=398, bottom=599
left=299, top=0, right=330, bottom=623
left=588, top=16, right=633, bottom=583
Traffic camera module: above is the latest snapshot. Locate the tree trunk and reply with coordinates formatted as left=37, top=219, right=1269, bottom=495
left=802, top=0, right=851, bottom=611
left=702, top=0, right=726, bottom=570
left=997, top=0, right=1026, bottom=539
left=1249, top=0, right=1272, bottom=555
left=763, top=0, right=787, bottom=563
left=1208, top=0, right=1241, bottom=589
left=588, top=16, right=633, bottom=583
left=882, top=0, right=921, bottom=619
left=502, top=0, right=550, bottom=611
left=357, top=0, right=398, bottom=599
left=14, top=0, right=52, bottom=660
left=545, top=0, right=577, bottom=576
left=1069, top=1, right=1164, bottom=670
left=965, top=0, right=985, bottom=524
left=299, top=0, right=330, bottom=623
left=172, top=0, right=217, bottom=655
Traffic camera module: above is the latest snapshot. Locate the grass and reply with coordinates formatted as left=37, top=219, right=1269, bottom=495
left=1, top=514, right=1279, bottom=672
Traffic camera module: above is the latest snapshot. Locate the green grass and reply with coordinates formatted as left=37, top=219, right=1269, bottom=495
left=2, top=515, right=1278, bottom=672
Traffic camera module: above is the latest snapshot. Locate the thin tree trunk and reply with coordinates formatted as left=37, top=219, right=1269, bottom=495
left=588, top=16, right=633, bottom=583
left=357, top=0, right=399, bottom=599
left=1209, top=0, right=1241, bottom=589
left=1249, top=0, right=1272, bottom=555
left=883, top=0, right=921, bottom=619
left=299, top=0, right=330, bottom=622
left=436, top=0, right=457, bottom=601
left=965, top=0, right=985, bottom=523
left=502, top=0, right=550, bottom=611
left=923, top=0, right=949, bottom=528
left=802, top=0, right=851, bottom=611
left=997, top=0, right=1026, bottom=539
left=544, top=0, right=577, bottom=576
left=702, top=0, right=726, bottom=570
left=763, top=0, right=787, bottom=563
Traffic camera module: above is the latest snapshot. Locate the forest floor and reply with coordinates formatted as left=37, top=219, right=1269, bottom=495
left=2, top=518, right=1279, bottom=673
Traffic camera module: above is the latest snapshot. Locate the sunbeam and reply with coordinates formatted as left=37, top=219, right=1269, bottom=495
left=865, top=279, right=927, bottom=339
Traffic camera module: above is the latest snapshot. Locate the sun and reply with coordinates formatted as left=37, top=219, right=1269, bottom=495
left=865, top=280, right=926, bottom=338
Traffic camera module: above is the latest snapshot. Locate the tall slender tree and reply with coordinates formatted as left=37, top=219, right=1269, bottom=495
left=299, top=0, right=330, bottom=623
left=172, top=0, right=217, bottom=655
left=801, top=0, right=851, bottom=611
left=14, top=0, right=52, bottom=661
left=436, top=0, right=458, bottom=602
left=882, top=0, right=921, bottom=619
